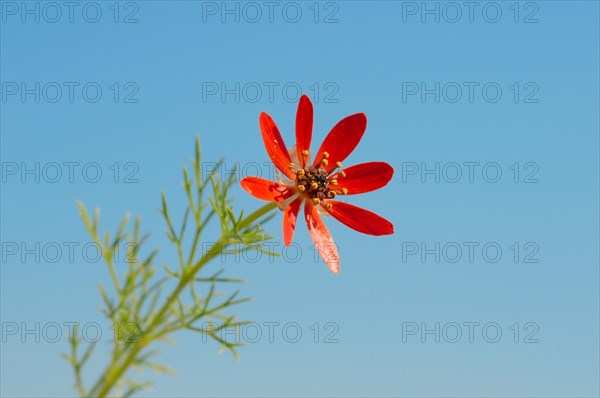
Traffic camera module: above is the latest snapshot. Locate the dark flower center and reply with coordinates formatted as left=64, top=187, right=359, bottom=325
left=291, top=151, right=347, bottom=207
left=295, top=165, right=336, bottom=202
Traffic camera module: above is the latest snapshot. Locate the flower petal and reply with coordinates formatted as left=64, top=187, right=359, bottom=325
left=325, top=201, right=394, bottom=236
left=313, top=113, right=367, bottom=174
left=295, top=95, right=313, bottom=168
left=259, top=112, right=295, bottom=179
left=240, top=177, right=294, bottom=202
left=331, top=162, right=394, bottom=195
left=283, top=198, right=302, bottom=246
left=305, top=201, right=340, bottom=274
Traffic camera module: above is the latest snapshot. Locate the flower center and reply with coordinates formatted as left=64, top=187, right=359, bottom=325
left=290, top=151, right=347, bottom=207
left=295, top=165, right=335, bottom=202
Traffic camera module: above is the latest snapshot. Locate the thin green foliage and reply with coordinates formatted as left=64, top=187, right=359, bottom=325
left=64, top=137, right=277, bottom=397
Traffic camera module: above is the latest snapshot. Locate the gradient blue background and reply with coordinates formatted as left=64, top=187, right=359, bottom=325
left=1, top=1, right=599, bottom=397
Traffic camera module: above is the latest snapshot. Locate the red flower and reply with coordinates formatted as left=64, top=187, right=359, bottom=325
left=240, top=95, right=394, bottom=274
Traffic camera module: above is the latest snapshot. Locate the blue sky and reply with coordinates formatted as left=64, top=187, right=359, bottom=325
left=1, top=1, right=599, bottom=397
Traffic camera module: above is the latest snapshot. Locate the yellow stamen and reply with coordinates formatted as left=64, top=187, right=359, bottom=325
left=310, top=182, right=319, bottom=190
left=297, top=169, right=305, bottom=177
left=341, top=188, right=348, bottom=195
left=330, top=179, right=338, bottom=185
left=336, top=161, right=342, bottom=168
left=329, top=191, right=337, bottom=198
left=322, top=152, right=330, bottom=159
left=321, top=159, right=329, bottom=166
left=325, top=202, right=332, bottom=210
left=298, top=185, right=306, bottom=192
left=339, top=171, right=346, bottom=178
left=313, top=198, right=320, bottom=205
left=288, top=163, right=296, bottom=170
left=302, top=150, right=309, bottom=157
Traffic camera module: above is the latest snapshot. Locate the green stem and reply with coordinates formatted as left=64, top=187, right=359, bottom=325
left=91, top=202, right=276, bottom=397
left=238, top=202, right=277, bottom=230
